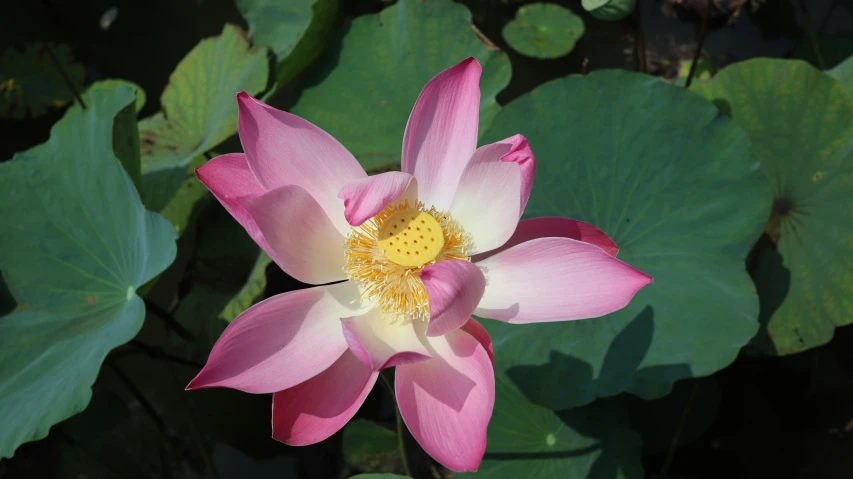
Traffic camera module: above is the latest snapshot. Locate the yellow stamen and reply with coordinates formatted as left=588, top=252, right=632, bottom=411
left=377, top=208, right=445, bottom=267
left=342, top=200, right=469, bottom=320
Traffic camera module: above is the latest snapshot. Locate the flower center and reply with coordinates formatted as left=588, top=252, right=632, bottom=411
left=342, top=200, right=469, bottom=320
left=377, top=208, right=445, bottom=267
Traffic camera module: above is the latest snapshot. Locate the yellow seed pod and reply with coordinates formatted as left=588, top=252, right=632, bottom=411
left=377, top=208, right=445, bottom=267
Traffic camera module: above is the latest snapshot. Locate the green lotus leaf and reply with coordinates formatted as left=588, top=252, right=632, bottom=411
left=236, top=0, right=338, bottom=88
left=692, top=59, right=853, bottom=355
left=829, top=54, right=853, bottom=96
left=0, top=43, right=85, bottom=119
left=173, top=204, right=271, bottom=351
left=461, top=376, right=643, bottom=478
left=582, top=0, right=636, bottom=21
left=139, top=24, right=268, bottom=212
left=290, top=0, right=511, bottom=171
left=480, top=70, right=768, bottom=409
left=0, top=82, right=177, bottom=459
left=343, top=419, right=400, bottom=473
left=502, top=3, right=584, bottom=59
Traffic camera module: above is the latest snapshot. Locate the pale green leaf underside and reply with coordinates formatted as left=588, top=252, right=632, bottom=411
left=0, top=83, right=176, bottom=459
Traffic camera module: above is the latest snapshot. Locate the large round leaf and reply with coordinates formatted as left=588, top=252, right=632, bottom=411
left=236, top=0, right=338, bottom=87
left=461, top=376, right=643, bottom=478
left=502, top=3, right=585, bottom=59
left=480, top=70, right=769, bottom=409
left=0, top=83, right=177, bottom=459
left=290, top=0, right=511, bottom=171
left=692, top=59, right=853, bottom=355
left=139, top=24, right=268, bottom=211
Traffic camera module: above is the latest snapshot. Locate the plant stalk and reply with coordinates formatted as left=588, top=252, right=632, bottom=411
left=659, top=381, right=700, bottom=479
left=143, top=299, right=195, bottom=342
left=684, top=0, right=711, bottom=88
left=380, top=371, right=413, bottom=477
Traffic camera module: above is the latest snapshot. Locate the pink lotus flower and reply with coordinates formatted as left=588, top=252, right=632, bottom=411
left=187, top=58, right=651, bottom=472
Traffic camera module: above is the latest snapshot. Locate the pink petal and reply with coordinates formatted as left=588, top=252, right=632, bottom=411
left=236, top=92, right=366, bottom=234
left=272, top=349, right=377, bottom=446
left=500, top=135, right=535, bottom=216
left=460, top=318, right=493, bottom=366
left=474, top=237, right=652, bottom=324
left=473, top=216, right=619, bottom=262
left=401, top=58, right=481, bottom=211
left=395, top=327, right=494, bottom=472
left=420, top=260, right=486, bottom=337
left=341, top=308, right=432, bottom=370
left=186, top=282, right=366, bottom=393
left=448, top=137, right=525, bottom=255
left=338, top=172, right=417, bottom=227
left=195, top=153, right=282, bottom=265
left=239, top=184, right=346, bottom=285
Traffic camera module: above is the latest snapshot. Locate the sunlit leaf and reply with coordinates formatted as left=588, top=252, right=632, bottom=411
left=693, top=59, right=853, bottom=355
left=139, top=24, right=268, bottom=211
